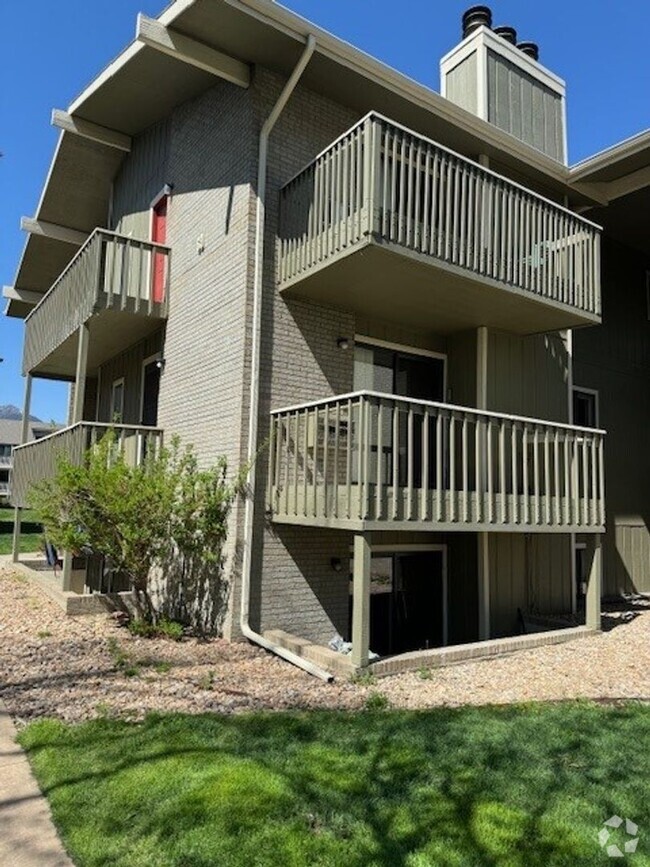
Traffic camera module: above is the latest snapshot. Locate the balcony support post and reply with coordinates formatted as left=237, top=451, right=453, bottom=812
left=11, top=373, right=32, bottom=563
left=351, top=532, right=371, bottom=668
left=478, top=532, right=491, bottom=640
left=585, top=534, right=602, bottom=631
left=72, top=324, right=90, bottom=424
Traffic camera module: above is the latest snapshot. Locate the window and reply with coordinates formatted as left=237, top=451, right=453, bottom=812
left=111, top=378, right=125, bottom=423
left=572, top=387, right=598, bottom=428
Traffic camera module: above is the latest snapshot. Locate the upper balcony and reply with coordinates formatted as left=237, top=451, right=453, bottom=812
left=23, top=229, right=170, bottom=378
left=278, top=113, right=601, bottom=335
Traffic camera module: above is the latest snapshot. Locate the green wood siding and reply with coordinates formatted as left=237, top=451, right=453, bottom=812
left=573, top=238, right=650, bottom=594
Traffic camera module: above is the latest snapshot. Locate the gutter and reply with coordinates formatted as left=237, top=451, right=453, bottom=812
left=239, top=33, right=334, bottom=683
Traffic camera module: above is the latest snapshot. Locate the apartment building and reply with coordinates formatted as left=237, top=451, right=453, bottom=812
left=6, top=2, right=649, bottom=675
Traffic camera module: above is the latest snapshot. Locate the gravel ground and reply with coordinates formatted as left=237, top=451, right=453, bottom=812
left=1, top=562, right=648, bottom=726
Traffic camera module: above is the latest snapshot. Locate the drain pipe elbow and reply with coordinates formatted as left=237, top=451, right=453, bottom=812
left=239, top=33, right=334, bottom=684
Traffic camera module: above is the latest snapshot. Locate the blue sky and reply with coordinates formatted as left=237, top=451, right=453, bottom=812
left=1, top=0, right=648, bottom=422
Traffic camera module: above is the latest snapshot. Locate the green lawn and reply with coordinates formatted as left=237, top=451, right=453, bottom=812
left=19, top=703, right=650, bottom=867
left=0, top=507, right=43, bottom=554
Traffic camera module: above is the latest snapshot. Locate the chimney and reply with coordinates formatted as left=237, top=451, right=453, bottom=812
left=441, top=8, right=566, bottom=163
left=462, top=6, right=492, bottom=39
left=493, top=25, right=517, bottom=45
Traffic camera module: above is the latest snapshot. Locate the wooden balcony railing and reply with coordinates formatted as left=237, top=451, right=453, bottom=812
left=278, top=113, right=601, bottom=319
left=11, top=422, right=163, bottom=508
left=267, top=392, right=605, bottom=532
left=23, top=229, right=170, bottom=374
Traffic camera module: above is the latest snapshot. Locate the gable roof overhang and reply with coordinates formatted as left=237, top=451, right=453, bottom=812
left=568, top=131, right=650, bottom=256
left=4, top=0, right=627, bottom=318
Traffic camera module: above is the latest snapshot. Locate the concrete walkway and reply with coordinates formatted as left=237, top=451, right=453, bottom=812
left=0, top=702, right=73, bottom=866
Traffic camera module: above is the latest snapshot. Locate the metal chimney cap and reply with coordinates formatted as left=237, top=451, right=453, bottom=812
left=462, top=6, right=492, bottom=39
left=494, top=25, right=518, bottom=44
left=517, top=41, right=540, bottom=61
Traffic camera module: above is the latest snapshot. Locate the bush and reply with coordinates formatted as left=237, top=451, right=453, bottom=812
left=30, top=433, right=245, bottom=630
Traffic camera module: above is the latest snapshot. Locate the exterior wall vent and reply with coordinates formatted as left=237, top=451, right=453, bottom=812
left=441, top=18, right=566, bottom=164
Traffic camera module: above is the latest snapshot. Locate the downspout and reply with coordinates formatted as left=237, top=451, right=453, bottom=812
left=239, top=34, right=334, bottom=683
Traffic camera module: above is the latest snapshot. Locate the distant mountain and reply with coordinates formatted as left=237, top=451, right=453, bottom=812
left=0, top=404, right=42, bottom=422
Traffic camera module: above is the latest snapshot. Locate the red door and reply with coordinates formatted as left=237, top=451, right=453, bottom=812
left=151, top=197, right=168, bottom=303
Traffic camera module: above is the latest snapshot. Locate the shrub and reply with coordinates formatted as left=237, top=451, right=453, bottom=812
left=30, top=433, right=245, bottom=630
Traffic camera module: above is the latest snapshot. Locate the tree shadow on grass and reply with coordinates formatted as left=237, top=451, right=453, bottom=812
left=17, top=704, right=650, bottom=867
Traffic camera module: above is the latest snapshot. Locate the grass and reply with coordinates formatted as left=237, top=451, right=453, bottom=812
left=18, top=702, right=650, bottom=867
left=0, top=506, right=43, bottom=555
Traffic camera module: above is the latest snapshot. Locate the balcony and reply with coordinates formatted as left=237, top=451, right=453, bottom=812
left=278, top=114, right=601, bottom=334
left=267, top=392, right=605, bottom=533
left=23, top=229, right=170, bottom=378
left=11, top=422, right=163, bottom=508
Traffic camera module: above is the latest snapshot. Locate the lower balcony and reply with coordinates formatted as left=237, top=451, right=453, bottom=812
left=23, top=229, right=170, bottom=378
left=267, top=392, right=605, bottom=533
left=11, top=422, right=163, bottom=508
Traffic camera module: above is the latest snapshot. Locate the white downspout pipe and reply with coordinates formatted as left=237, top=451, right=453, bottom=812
left=239, top=34, right=333, bottom=682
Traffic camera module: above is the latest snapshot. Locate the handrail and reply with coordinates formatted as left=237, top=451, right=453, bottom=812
left=270, top=389, right=607, bottom=436
left=282, top=110, right=602, bottom=231
left=13, top=421, right=164, bottom=453
left=25, top=228, right=171, bottom=323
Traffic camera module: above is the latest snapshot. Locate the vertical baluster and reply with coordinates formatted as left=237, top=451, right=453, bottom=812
left=346, top=398, right=352, bottom=519
left=459, top=164, right=467, bottom=267
left=323, top=404, right=330, bottom=517
left=572, top=434, right=580, bottom=527
left=598, top=435, right=605, bottom=526
left=563, top=432, right=571, bottom=526
left=275, top=412, right=283, bottom=513
left=499, top=420, right=506, bottom=524
left=407, top=402, right=414, bottom=520
left=543, top=428, right=551, bottom=525
left=523, top=426, right=529, bottom=524
left=436, top=412, right=443, bottom=521
left=363, top=397, right=371, bottom=520
left=376, top=399, right=383, bottom=521
left=283, top=413, right=291, bottom=516
left=581, top=431, right=589, bottom=526
left=313, top=407, right=319, bottom=518
left=390, top=130, right=398, bottom=242
left=392, top=401, right=399, bottom=520
left=553, top=428, right=561, bottom=525
left=380, top=125, right=389, bottom=238
left=451, top=161, right=460, bottom=263
left=266, top=413, right=276, bottom=510
left=590, top=433, right=598, bottom=526
left=444, top=156, right=453, bottom=261
left=302, top=407, right=309, bottom=518
left=475, top=416, right=482, bottom=523
left=422, top=407, right=430, bottom=521
left=334, top=142, right=341, bottom=253
left=511, top=422, right=519, bottom=524
left=333, top=402, right=341, bottom=520
left=505, top=186, right=513, bottom=285
left=422, top=149, right=431, bottom=255
left=430, top=151, right=440, bottom=255
left=486, top=419, right=493, bottom=523
left=462, top=414, right=469, bottom=522
left=292, top=411, right=299, bottom=516
left=413, top=140, right=422, bottom=250
left=396, top=133, right=406, bottom=244
left=449, top=413, right=456, bottom=522
left=533, top=426, right=540, bottom=525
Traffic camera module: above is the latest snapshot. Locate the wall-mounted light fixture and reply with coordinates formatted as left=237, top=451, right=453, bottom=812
left=330, top=557, right=342, bottom=572
left=155, top=357, right=166, bottom=371
left=337, top=336, right=350, bottom=350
